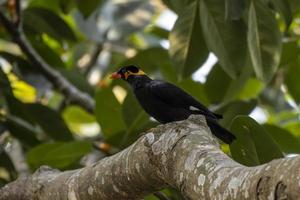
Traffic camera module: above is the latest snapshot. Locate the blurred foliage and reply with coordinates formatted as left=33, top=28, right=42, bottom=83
left=0, top=0, right=300, bottom=198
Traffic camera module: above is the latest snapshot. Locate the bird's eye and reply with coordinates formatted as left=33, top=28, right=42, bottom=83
left=121, top=69, right=126, bottom=73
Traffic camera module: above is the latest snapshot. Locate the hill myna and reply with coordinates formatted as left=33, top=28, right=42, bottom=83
left=111, top=65, right=236, bottom=144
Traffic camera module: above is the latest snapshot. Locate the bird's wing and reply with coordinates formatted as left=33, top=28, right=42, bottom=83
left=148, top=80, right=221, bottom=119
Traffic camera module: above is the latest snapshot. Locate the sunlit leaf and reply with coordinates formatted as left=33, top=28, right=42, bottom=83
left=230, top=116, right=284, bottom=166
left=237, top=78, right=264, bottom=100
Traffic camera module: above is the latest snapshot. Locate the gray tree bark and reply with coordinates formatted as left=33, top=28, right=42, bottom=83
left=1, top=115, right=300, bottom=200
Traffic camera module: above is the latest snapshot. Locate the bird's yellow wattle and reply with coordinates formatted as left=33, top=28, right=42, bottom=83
left=124, top=70, right=145, bottom=79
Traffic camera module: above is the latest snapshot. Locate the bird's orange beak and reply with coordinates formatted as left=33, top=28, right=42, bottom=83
left=110, top=72, right=122, bottom=79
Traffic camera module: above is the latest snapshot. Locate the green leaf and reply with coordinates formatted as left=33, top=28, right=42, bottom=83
left=63, top=106, right=96, bottom=124
left=247, top=1, right=282, bottom=82
left=95, top=86, right=126, bottom=145
left=263, top=124, right=300, bottom=153
left=237, top=78, right=264, bottom=100
left=169, top=1, right=209, bottom=77
left=285, top=57, right=300, bottom=103
left=217, top=99, right=257, bottom=128
left=272, top=0, right=292, bottom=28
left=146, top=26, right=169, bottom=39
left=29, top=38, right=66, bottom=68
left=25, top=103, right=74, bottom=141
left=26, top=141, right=92, bottom=170
left=225, top=0, right=246, bottom=20
left=4, top=115, right=41, bottom=147
left=199, top=0, right=247, bottom=78
left=230, top=116, right=284, bottom=166
left=59, top=0, right=76, bottom=14
left=204, top=64, right=232, bottom=104
left=23, top=7, right=77, bottom=43
left=0, top=66, right=13, bottom=96
left=0, top=147, right=17, bottom=179
left=76, top=0, right=103, bottom=18
left=280, top=41, right=300, bottom=66
left=179, top=78, right=209, bottom=106
left=119, top=47, right=177, bottom=82
left=59, top=68, right=94, bottom=96
left=161, top=0, right=194, bottom=14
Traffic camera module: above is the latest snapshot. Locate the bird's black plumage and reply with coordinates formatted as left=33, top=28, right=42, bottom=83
left=112, top=65, right=236, bottom=144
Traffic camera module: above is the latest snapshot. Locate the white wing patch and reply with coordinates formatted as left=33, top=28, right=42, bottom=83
left=189, top=106, right=199, bottom=111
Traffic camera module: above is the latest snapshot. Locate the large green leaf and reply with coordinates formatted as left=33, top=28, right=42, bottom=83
left=199, top=0, right=247, bottom=78
left=95, top=86, right=126, bottom=145
left=169, top=1, right=208, bottom=78
left=23, top=7, right=77, bottom=43
left=285, top=57, right=300, bottom=103
left=230, top=116, right=284, bottom=166
left=263, top=124, right=300, bottom=154
left=25, top=103, right=74, bottom=141
left=26, top=141, right=92, bottom=170
left=247, top=1, right=282, bottom=82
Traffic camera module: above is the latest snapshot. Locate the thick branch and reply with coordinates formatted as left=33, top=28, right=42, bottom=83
left=0, top=12, right=95, bottom=113
left=1, top=115, right=300, bottom=200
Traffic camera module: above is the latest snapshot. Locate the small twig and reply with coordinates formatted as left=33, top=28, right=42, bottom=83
left=153, top=191, right=171, bottom=200
left=83, top=44, right=103, bottom=76
left=0, top=11, right=95, bottom=113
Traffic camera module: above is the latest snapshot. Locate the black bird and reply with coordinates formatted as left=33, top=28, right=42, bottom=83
left=111, top=65, right=236, bottom=144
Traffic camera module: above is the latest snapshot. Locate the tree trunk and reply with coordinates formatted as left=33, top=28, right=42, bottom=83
left=1, top=115, right=300, bottom=200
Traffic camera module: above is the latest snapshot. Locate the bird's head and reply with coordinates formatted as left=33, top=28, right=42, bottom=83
left=110, top=65, right=146, bottom=81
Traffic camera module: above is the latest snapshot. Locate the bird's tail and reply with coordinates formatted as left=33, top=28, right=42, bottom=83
left=206, top=118, right=236, bottom=144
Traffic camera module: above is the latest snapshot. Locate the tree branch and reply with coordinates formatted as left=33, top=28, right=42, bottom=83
left=1, top=115, right=300, bottom=199
left=0, top=11, right=95, bottom=113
